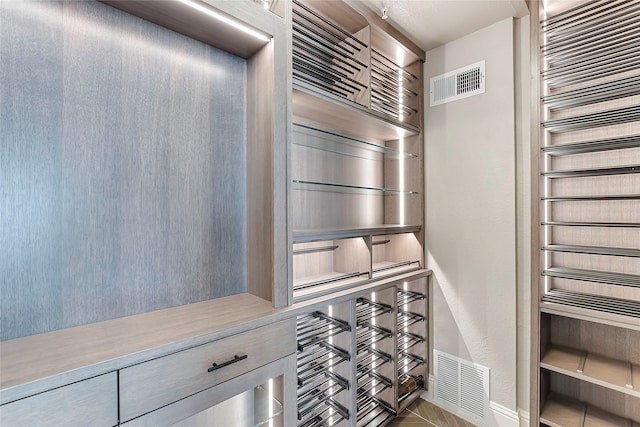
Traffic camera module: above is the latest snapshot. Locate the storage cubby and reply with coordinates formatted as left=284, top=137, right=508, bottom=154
left=539, top=313, right=640, bottom=425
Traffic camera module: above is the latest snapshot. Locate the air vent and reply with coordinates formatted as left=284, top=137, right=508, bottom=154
left=430, top=61, right=485, bottom=106
left=434, top=350, right=489, bottom=425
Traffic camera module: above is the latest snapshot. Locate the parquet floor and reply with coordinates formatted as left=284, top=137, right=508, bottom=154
left=388, top=398, right=477, bottom=427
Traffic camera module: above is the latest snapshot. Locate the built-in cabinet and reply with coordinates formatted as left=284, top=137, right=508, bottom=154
left=295, top=275, right=428, bottom=427
left=288, top=2, right=428, bottom=424
left=290, top=0, right=425, bottom=302
left=0, top=0, right=428, bottom=425
left=532, top=0, right=640, bottom=425
left=1, top=0, right=294, bottom=425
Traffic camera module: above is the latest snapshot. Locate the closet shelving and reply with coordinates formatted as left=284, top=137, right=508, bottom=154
left=290, top=0, right=424, bottom=302
left=296, top=308, right=352, bottom=426
left=533, top=0, right=640, bottom=425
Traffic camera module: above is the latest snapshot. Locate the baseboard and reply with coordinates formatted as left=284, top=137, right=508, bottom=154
left=421, top=375, right=528, bottom=427
left=489, top=401, right=520, bottom=427
left=517, top=409, right=530, bottom=427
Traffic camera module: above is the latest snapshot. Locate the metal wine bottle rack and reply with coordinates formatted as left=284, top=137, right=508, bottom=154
left=296, top=311, right=351, bottom=426
left=355, top=298, right=396, bottom=426
left=396, top=289, right=426, bottom=402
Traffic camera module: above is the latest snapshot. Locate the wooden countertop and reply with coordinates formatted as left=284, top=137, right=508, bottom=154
left=0, top=269, right=430, bottom=405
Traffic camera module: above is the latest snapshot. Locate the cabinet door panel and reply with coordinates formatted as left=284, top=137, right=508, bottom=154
left=0, top=373, right=117, bottom=427
left=119, top=320, right=295, bottom=422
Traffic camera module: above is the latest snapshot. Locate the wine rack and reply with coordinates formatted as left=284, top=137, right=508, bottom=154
left=355, top=293, right=396, bottom=426
left=396, top=285, right=427, bottom=408
left=296, top=309, right=352, bottom=426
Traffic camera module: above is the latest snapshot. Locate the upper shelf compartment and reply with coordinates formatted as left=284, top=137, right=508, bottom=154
left=101, top=0, right=274, bottom=58
left=292, top=0, right=424, bottom=136
left=292, top=0, right=370, bottom=106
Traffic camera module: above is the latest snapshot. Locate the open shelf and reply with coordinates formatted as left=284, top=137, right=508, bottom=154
left=541, top=345, right=640, bottom=398
left=293, top=123, right=418, bottom=159
left=541, top=394, right=640, bottom=427
left=293, top=88, right=419, bottom=142
left=541, top=289, right=640, bottom=331
left=543, top=267, right=640, bottom=288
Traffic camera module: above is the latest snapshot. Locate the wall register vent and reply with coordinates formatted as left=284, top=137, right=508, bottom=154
left=429, top=61, right=485, bottom=106
left=433, top=350, right=490, bottom=425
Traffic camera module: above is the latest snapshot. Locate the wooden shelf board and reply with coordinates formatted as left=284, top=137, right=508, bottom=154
left=293, top=87, right=419, bottom=143
left=584, top=405, right=635, bottom=427
left=0, top=293, right=278, bottom=404
left=542, top=394, right=637, bottom=427
left=540, top=394, right=585, bottom=427
left=541, top=345, right=640, bottom=398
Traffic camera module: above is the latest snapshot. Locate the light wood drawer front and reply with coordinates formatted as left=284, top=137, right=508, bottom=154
left=0, top=373, right=117, bottom=427
left=119, top=319, right=295, bottom=422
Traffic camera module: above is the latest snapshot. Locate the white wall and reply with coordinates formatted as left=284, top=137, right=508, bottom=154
left=425, top=16, right=528, bottom=420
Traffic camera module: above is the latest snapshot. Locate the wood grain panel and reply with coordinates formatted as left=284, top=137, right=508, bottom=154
left=1, top=0, right=248, bottom=340
left=0, top=373, right=117, bottom=427
left=119, top=319, right=295, bottom=422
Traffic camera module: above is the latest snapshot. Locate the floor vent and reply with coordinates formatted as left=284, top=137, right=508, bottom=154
left=434, top=350, right=490, bottom=425
left=429, top=60, right=485, bottom=106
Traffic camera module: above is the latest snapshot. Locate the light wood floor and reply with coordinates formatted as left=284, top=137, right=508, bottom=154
left=388, top=398, right=478, bottom=427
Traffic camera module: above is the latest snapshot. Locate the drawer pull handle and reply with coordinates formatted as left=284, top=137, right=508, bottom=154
left=208, top=353, right=247, bottom=373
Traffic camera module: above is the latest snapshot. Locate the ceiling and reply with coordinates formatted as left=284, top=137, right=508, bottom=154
left=360, top=0, right=530, bottom=52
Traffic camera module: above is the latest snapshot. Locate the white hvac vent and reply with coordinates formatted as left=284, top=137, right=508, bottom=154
left=434, top=350, right=490, bottom=425
left=430, top=60, right=485, bottom=106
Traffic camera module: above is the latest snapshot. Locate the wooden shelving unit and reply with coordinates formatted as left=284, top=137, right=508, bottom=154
left=531, top=0, right=640, bottom=425
left=289, top=0, right=425, bottom=303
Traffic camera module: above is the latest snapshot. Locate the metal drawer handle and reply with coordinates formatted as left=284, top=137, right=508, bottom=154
left=207, top=353, right=247, bottom=373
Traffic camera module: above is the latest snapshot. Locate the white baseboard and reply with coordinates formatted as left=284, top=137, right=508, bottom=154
left=517, top=409, right=530, bottom=427
left=420, top=375, right=528, bottom=427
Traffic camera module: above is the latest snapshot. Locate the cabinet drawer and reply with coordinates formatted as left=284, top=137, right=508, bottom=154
left=0, top=373, right=117, bottom=427
left=119, top=319, right=295, bottom=422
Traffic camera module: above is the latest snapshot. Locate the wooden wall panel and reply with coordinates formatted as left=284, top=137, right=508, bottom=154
left=1, top=0, right=248, bottom=340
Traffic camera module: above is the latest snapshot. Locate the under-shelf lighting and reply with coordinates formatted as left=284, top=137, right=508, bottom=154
left=399, top=136, right=405, bottom=225
left=177, top=0, right=271, bottom=42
